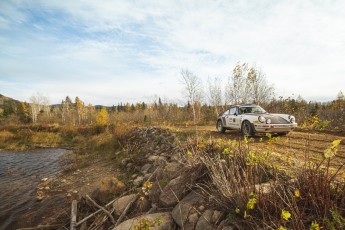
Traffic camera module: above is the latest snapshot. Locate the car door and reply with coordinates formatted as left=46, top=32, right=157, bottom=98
left=227, top=107, right=237, bottom=129
left=228, top=107, right=243, bottom=130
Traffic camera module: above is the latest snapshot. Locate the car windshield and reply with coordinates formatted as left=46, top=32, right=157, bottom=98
left=238, top=106, right=266, bottom=114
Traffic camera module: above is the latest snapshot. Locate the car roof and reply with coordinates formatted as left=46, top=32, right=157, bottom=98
left=231, top=104, right=258, bottom=107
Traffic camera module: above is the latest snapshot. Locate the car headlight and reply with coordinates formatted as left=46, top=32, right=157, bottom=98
left=266, top=118, right=271, bottom=124
left=258, top=116, right=266, bottom=123
left=289, top=115, right=295, bottom=123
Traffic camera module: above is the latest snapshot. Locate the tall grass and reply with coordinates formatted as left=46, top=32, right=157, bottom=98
left=186, top=136, right=345, bottom=229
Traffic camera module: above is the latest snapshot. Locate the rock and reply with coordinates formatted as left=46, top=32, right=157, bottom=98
left=134, top=196, right=151, bottom=213
left=143, top=173, right=152, bottom=182
left=133, top=176, right=144, bottom=187
left=159, top=176, right=186, bottom=207
left=188, top=213, right=199, bottom=225
left=171, top=190, right=205, bottom=228
left=113, top=212, right=174, bottom=230
left=212, top=210, right=224, bottom=225
left=126, top=162, right=133, bottom=168
left=198, top=205, right=205, bottom=212
left=148, top=156, right=167, bottom=167
left=159, top=165, right=205, bottom=207
left=149, top=182, right=162, bottom=204
left=113, top=194, right=138, bottom=216
left=141, top=163, right=152, bottom=174
left=91, top=176, right=125, bottom=204
left=131, top=174, right=138, bottom=179
left=164, top=162, right=183, bottom=179
left=195, top=209, right=215, bottom=230
left=41, top=177, right=49, bottom=182
left=148, top=155, right=159, bottom=161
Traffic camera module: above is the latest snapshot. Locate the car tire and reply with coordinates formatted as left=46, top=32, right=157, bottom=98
left=241, top=121, right=254, bottom=136
left=217, top=120, right=226, bottom=133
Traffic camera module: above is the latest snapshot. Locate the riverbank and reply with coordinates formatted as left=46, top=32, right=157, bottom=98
left=1, top=124, right=345, bottom=229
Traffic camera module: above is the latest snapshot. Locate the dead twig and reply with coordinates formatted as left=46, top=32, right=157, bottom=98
left=85, top=195, right=115, bottom=224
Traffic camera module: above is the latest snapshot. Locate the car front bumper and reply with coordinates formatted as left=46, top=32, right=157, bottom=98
left=254, top=123, right=297, bottom=133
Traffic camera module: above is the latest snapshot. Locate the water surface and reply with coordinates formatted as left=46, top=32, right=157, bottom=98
left=0, top=148, right=67, bottom=230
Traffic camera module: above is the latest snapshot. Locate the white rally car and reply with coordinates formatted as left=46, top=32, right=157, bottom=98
left=216, top=104, right=297, bottom=136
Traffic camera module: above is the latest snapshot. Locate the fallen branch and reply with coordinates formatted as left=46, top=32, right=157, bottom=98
left=76, top=196, right=119, bottom=226
left=70, top=200, right=77, bottom=230
left=17, top=225, right=62, bottom=230
left=85, top=195, right=115, bottom=224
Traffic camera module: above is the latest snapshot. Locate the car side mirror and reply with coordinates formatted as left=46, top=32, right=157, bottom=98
left=234, top=112, right=238, bottom=116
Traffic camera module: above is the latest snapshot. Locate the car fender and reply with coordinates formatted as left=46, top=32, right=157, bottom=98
left=241, top=119, right=256, bottom=131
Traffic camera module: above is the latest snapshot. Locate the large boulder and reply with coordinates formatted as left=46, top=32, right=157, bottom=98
left=195, top=209, right=225, bottom=230
left=159, top=175, right=187, bottom=207
left=195, top=210, right=215, bottom=230
left=159, top=164, right=205, bottom=207
left=164, top=162, right=183, bottom=179
left=113, top=212, right=174, bottom=230
left=171, top=190, right=205, bottom=228
left=91, top=176, right=125, bottom=204
left=113, top=194, right=138, bottom=216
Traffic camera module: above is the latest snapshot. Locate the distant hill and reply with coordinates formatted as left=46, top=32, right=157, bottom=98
left=0, top=94, right=20, bottom=111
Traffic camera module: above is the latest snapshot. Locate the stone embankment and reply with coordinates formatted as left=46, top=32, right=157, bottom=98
left=99, top=127, right=232, bottom=230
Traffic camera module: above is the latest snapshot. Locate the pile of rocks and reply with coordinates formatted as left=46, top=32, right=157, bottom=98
left=121, top=127, right=183, bottom=187
left=109, top=127, right=232, bottom=230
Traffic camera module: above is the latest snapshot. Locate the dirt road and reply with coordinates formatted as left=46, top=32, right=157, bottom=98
left=175, top=125, right=345, bottom=178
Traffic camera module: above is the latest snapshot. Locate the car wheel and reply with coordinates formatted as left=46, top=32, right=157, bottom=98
left=241, top=121, right=254, bottom=136
left=217, top=120, right=226, bottom=133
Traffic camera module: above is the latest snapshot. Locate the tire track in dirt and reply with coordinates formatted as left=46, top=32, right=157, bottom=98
left=192, top=126, right=345, bottom=178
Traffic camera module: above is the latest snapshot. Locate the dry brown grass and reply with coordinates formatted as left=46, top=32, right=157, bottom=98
left=183, top=132, right=345, bottom=229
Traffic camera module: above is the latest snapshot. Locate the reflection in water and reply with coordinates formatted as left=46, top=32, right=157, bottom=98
left=0, top=149, right=67, bottom=230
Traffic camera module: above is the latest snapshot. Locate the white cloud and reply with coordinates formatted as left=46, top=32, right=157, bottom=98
left=1, top=0, right=345, bottom=104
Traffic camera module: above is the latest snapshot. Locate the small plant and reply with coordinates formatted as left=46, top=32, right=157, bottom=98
left=310, top=220, right=320, bottom=230
left=133, top=216, right=162, bottom=230
left=281, top=209, right=291, bottom=221
left=324, top=139, right=341, bottom=159
left=246, top=192, right=257, bottom=210
left=141, top=181, right=153, bottom=196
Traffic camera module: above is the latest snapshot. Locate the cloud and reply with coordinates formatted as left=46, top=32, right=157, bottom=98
left=0, top=0, right=345, bottom=105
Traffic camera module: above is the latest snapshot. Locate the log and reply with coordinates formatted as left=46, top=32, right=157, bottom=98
left=70, top=200, right=78, bottom=230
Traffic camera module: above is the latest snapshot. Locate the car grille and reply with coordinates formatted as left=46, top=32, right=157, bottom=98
left=265, top=116, right=290, bottom=124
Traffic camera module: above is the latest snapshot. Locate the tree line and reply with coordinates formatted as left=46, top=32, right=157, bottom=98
left=1, top=62, right=344, bottom=130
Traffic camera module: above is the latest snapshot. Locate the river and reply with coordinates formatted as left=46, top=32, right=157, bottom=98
left=0, top=148, right=68, bottom=230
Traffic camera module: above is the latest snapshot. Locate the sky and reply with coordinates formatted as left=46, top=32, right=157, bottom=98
left=0, top=0, right=344, bottom=106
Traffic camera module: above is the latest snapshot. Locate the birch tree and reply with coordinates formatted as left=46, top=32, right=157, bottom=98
left=226, top=63, right=274, bottom=105
left=207, top=76, right=223, bottom=116
left=29, top=92, right=50, bottom=123
left=180, top=69, right=202, bottom=124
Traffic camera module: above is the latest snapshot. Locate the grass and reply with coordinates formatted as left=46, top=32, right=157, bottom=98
left=182, top=132, right=345, bottom=229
